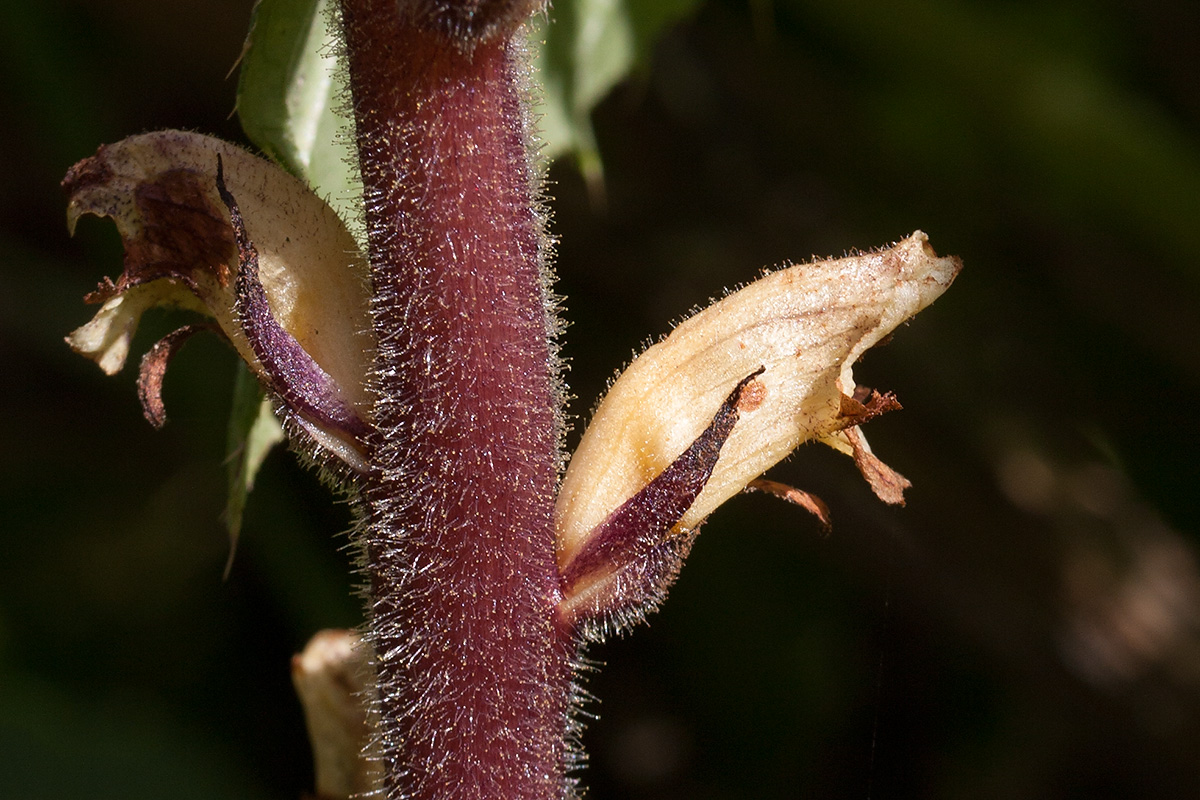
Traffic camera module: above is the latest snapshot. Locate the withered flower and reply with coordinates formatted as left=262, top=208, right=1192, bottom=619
left=556, top=233, right=960, bottom=633
left=64, top=130, right=373, bottom=473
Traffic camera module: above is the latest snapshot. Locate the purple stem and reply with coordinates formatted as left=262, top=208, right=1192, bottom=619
left=340, top=2, right=573, bottom=798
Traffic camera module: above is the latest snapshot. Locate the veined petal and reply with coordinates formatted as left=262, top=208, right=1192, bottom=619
left=556, top=232, right=960, bottom=570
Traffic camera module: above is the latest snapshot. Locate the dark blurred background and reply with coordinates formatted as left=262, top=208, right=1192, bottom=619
left=3, top=1, right=1199, bottom=798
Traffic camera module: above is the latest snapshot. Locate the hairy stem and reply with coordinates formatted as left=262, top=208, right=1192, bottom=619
left=339, top=1, right=573, bottom=798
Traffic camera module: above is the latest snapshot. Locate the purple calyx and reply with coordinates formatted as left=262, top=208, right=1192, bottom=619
left=215, top=156, right=371, bottom=452
left=559, top=367, right=765, bottom=632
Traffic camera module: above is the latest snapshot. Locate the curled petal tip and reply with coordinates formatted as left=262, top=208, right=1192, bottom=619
left=136, top=324, right=215, bottom=429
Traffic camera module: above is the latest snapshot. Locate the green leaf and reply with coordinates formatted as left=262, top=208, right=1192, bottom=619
left=223, top=362, right=286, bottom=578
left=236, top=0, right=701, bottom=203
left=533, top=0, right=703, bottom=186
left=235, top=0, right=362, bottom=231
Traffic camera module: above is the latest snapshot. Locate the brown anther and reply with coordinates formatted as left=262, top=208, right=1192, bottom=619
left=736, top=378, right=767, bottom=412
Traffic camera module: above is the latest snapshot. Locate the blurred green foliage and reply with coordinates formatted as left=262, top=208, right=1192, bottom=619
left=3, top=0, right=1199, bottom=798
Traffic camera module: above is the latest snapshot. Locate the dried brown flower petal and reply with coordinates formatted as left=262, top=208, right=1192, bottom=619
left=136, top=323, right=216, bottom=429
